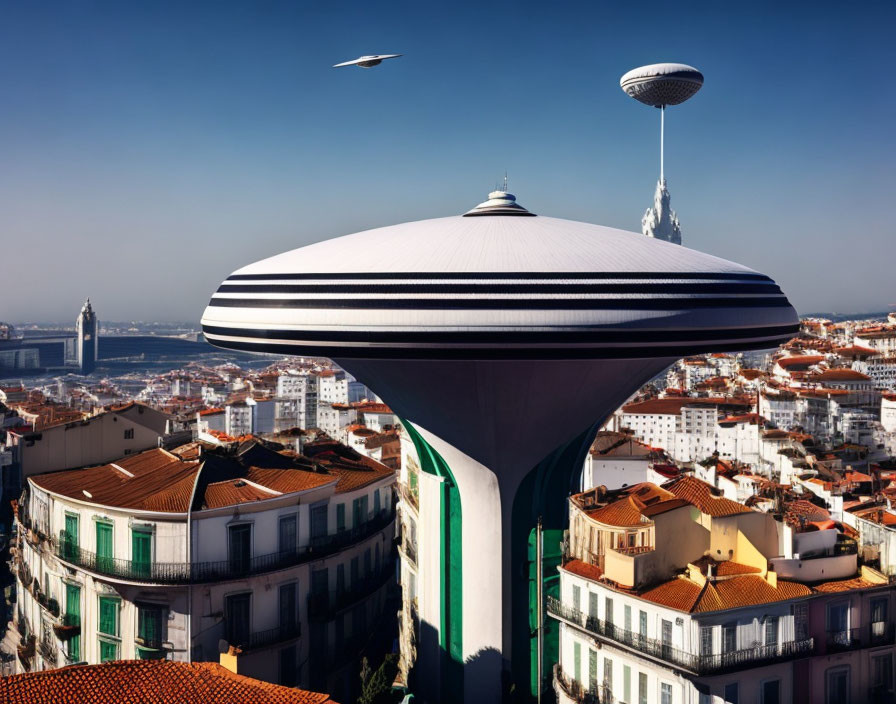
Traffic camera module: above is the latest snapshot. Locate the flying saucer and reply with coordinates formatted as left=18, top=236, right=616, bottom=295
left=620, top=62, right=704, bottom=108
left=333, top=54, right=402, bottom=68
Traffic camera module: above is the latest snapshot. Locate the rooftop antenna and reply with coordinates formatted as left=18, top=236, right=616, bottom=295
left=503, top=171, right=508, bottom=192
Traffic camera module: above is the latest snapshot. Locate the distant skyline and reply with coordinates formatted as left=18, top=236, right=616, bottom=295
left=2, top=1, right=894, bottom=321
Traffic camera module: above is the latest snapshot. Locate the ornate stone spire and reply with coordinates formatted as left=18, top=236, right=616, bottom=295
left=642, top=178, right=682, bottom=245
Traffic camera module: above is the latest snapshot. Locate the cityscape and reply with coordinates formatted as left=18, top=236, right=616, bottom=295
left=1, top=3, right=894, bottom=704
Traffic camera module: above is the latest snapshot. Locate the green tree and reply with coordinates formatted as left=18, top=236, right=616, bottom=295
left=358, top=653, right=400, bottom=704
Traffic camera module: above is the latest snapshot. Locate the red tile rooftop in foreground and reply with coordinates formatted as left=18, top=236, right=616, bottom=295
left=0, top=660, right=335, bottom=704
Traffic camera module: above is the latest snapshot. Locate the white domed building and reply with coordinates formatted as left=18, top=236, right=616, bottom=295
left=201, top=190, right=798, bottom=702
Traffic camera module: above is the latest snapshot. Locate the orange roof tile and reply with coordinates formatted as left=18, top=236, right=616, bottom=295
left=640, top=577, right=703, bottom=611
left=662, top=476, right=751, bottom=517
left=562, top=559, right=604, bottom=582
left=812, top=576, right=879, bottom=593
left=0, top=660, right=334, bottom=703
left=31, top=449, right=200, bottom=513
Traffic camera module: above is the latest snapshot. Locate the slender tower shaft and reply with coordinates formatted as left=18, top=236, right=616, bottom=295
left=660, top=104, right=665, bottom=182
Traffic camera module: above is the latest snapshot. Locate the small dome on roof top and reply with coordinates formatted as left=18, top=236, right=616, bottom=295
left=464, top=190, right=534, bottom=217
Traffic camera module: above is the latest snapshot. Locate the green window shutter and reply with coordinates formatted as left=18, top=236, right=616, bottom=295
left=374, top=489, right=381, bottom=515
left=138, top=606, right=162, bottom=644
left=132, top=529, right=152, bottom=578
left=573, top=641, right=581, bottom=683
left=69, top=634, right=80, bottom=662
left=98, top=597, right=118, bottom=636
left=65, top=584, right=80, bottom=618
left=336, top=504, right=346, bottom=532
left=65, top=583, right=81, bottom=661
left=64, top=514, right=79, bottom=560
left=99, top=639, right=118, bottom=662
left=96, top=522, right=113, bottom=572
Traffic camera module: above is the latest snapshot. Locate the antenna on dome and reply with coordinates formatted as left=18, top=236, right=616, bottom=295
left=503, top=171, right=508, bottom=193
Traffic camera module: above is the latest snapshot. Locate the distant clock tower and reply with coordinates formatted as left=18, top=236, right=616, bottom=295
left=76, top=298, right=98, bottom=374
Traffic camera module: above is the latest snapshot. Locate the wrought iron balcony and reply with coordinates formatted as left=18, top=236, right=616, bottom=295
left=224, top=621, right=301, bottom=651
left=53, top=509, right=395, bottom=584
left=16, top=635, right=34, bottom=671
left=825, top=628, right=861, bottom=653
left=553, top=664, right=604, bottom=704
left=39, top=637, right=57, bottom=664
left=547, top=596, right=814, bottom=675
left=308, top=562, right=395, bottom=623
left=868, top=621, right=895, bottom=647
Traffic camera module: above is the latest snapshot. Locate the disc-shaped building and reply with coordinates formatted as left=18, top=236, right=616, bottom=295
left=201, top=190, right=798, bottom=702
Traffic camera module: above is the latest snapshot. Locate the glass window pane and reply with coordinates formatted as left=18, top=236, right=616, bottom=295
left=98, top=597, right=118, bottom=636
left=279, top=515, right=297, bottom=554
left=99, top=639, right=118, bottom=662
left=132, top=530, right=152, bottom=577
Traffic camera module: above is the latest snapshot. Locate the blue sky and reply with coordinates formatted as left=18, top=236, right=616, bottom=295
left=2, top=1, right=894, bottom=322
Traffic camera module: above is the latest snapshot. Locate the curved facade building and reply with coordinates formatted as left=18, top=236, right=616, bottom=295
left=12, top=440, right=395, bottom=702
left=201, top=191, right=798, bottom=701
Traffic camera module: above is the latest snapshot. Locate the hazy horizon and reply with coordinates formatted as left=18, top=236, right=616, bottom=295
left=2, top=1, right=895, bottom=321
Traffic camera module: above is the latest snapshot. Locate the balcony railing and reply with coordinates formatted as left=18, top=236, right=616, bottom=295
left=38, top=637, right=57, bottom=664
left=51, top=509, right=395, bottom=584
left=225, top=621, right=301, bottom=651
left=553, top=664, right=604, bottom=704
left=399, top=537, right=417, bottom=566
left=547, top=596, right=814, bottom=675
left=308, top=562, right=395, bottom=622
left=826, top=628, right=861, bottom=653
left=869, top=622, right=896, bottom=647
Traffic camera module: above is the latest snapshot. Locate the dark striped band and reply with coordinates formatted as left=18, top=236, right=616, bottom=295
left=215, top=283, right=781, bottom=295
left=205, top=296, right=791, bottom=310
left=201, top=323, right=799, bottom=345
left=200, top=333, right=799, bottom=361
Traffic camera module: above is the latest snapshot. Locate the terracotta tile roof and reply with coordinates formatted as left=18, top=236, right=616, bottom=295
left=31, top=449, right=200, bottom=513
left=691, top=556, right=761, bottom=577
left=587, top=497, right=648, bottom=527
left=810, top=369, right=871, bottom=382
left=204, top=479, right=280, bottom=508
left=640, top=575, right=812, bottom=614
left=585, top=484, right=677, bottom=527
left=245, top=467, right=335, bottom=496
left=302, top=440, right=395, bottom=493
left=835, top=345, right=878, bottom=357
left=662, top=476, right=751, bottom=517
left=621, top=397, right=751, bottom=416
left=812, top=576, right=879, bottom=593
left=0, top=659, right=335, bottom=703
left=776, top=355, right=825, bottom=369
left=561, top=559, right=603, bottom=582
left=640, top=577, right=703, bottom=611
left=692, top=576, right=812, bottom=612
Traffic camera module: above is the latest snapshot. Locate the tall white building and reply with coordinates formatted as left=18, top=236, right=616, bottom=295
left=12, top=438, right=396, bottom=702
left=75, top=299, right=98, bottom=375
left=642, top=179, right=682, bottom=245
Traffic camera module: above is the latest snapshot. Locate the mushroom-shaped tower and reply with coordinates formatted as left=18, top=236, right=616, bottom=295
left=622, top=63, right=704, bottom=245
left=201, top=190, right=797, bottom=702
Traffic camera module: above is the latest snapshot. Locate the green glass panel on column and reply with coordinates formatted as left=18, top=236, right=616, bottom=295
left=132, top=529, right=152, bottom=578
left=402, top=421, right=463, bottom=703
left=96, top=522, right=113, bottom=573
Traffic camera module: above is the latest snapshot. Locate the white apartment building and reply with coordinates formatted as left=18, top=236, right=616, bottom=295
left=551, top=478, right=895, bottom=704
left=12, top=439, right=396, bottom=702
left=882, top=394, right=896, bottom=434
